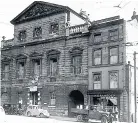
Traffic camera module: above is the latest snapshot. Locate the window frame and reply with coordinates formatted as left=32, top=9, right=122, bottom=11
left=47, top=50, right=60, bottom=77
left=31, top=58, right=42, bottom=78
left=18, top=30, right=27, bottom=42
left=108, top=29, right=119, bottom=41
left=93, top=72, right=102, bottom=90
left=71, top=55, right=82, bottom=75
left=70, top=47, right=83, bottom=75
left=93, top=32, right=102, bottom=43
left=16, top=61, right=26, bottom=79
left=50, top=92, right=56, bottom=106
left=2, top=63, right=10, bottom=81
left=109, top=46, right=119, bottom=64
left=49, top=23, right=59, bottom=35
left=93, top=48, right=102, bottom=65
left=109, top=70, right=119, bottom=89
left=33, top=26, right=42, bottom=39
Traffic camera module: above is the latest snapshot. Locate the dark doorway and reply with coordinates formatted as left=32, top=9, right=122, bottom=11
left=68, top=90, right=84, bottom=117
left=30, top=91, right=38, bottom=105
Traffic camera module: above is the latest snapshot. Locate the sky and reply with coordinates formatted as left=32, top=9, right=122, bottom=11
left=0, top=0, right=138, bottom=64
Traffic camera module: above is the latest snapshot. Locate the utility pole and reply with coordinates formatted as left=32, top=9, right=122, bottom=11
left=134, top=51, right=137, bottom=123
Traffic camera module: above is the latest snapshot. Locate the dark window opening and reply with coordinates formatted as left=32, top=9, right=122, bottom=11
left=33, top=27, right=42, bottom=39
left=18, top=30, right=26, bottom=41
left=50, top=23, right=59, bottom=34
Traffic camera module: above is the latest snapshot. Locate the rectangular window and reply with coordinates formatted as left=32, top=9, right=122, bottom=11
left=33, top=59, right=41, bottom=77
left=109, top=29, right=118, bottom=41
left=50, top=23, right=59, bottom=34
left=72, top=56, right=82, bottom=74
left=50, top=58, right=58, bottom=76
left=109, top=71, right=118, bottom=89
left=18, top=30, right=26, bottom=41
left=17, top=62, right=25, bottom=79
left=33, top=27, right=42, bottom=39
left=94, top=33, right=102, bottom=43
left=50, top=92, right=56, bottom=105
left=2, top=64, right=9, bottom=80
left=94, top=49, right=102, bottom=65
left=93, top=73, right=101, bottom=89
left=109, top=47, right=118, bottom=64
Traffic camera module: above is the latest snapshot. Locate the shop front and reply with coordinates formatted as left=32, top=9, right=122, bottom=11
left=87, top=90, right=123, bottom=116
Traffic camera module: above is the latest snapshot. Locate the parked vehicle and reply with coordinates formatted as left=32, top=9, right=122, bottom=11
left=71, top=106, right=118, bottom=123
left=3, top=103, right=18, bottom=115
left=26, top=105, right=50, bottom=118
left=0, top=106, right=6, bottom=123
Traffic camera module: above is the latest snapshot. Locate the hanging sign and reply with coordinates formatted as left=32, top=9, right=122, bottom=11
left=30, top=86, right=37, bottom=92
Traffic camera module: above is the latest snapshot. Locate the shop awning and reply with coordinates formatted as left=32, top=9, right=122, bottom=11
left=87, top=89, right=123, bottom=97
left=109, top=98, right=117, bottom=105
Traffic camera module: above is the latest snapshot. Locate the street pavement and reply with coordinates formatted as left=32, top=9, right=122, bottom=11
left=4, top=115, right=81, bottom=123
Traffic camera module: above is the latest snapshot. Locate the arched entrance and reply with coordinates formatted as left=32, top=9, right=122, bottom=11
left=68, top=90, right=84, bottom=117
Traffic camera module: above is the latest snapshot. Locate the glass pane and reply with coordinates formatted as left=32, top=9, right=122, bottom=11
left=50, top=58, right=57, bottom=76
left=110, top=56, right=118, bottom=64
left=110, top=48, right=118, bottom=55
left=94, top=33, right=101, bottom=42
left=110, top=72, right=118, bottom=89
left=94, top=58, right=101, bottom=65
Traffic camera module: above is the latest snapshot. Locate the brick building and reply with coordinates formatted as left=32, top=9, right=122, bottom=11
left=87, top=16, right=128, bottom=122
left=1, top=1, right=130, bottom=121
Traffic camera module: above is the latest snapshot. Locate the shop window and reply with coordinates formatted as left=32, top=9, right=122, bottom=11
left=50, top=92, right=56, bottom=106
left=2, top=64, right=9, bottom=80
left=33, top=27, right=42, bottom=39
left=94, top=33, right=102, bottom=43
left=93, top=49, right=102, bottom=65
left=50, top=23, right=59, bottom=34
left=18, top=30, right=26, bottom=41
left=93, top=73, right=101, bottom=89
left=109, top=29, right=118, bottom=41
left=109, top=47, right=118, bottom=64
left=17, top=62, right=25, bottom=79
left=109, top=71, right=118, bottom=89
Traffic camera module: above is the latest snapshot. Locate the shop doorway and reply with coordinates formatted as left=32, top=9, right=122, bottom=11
left=68, top=90, right=84, bottom=117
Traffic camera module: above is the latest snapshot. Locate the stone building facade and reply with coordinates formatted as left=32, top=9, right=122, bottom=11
left=1, top=1, right=129, bottom=121
left=1, top=1, right=89, bottom=116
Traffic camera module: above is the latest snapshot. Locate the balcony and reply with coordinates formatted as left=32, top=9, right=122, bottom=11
left=1, top=39, right=14, bottom=48
left=67, top=24, right=89, bottom=36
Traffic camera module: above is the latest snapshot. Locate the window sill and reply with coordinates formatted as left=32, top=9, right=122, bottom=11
left=48, top=105, right=56, bottom=108
left=33, top=36, right=42, bottom=40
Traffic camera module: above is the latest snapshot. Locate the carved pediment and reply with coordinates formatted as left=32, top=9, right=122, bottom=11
left=30, top=52, right=43, bottom=58
left=11, top=1, right=66, bottom=24
left=2, top=57, right=11, bottom=63
left=16, top=54, right=27, bottom=60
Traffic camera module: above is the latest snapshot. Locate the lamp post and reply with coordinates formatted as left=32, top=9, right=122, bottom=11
left=134, top=51, right=137, bottom=123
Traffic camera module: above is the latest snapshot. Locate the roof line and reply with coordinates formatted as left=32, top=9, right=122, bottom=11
left=10, top=1, right=88, bottom=25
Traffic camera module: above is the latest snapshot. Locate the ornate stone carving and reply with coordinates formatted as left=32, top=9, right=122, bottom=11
left=19, top=3, right=63, bottom=22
